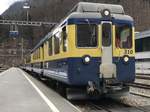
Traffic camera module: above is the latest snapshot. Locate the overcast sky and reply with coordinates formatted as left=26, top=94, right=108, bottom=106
left=0, top=0, right=23, bottom=15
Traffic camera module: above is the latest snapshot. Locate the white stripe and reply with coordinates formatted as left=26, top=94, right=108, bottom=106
left=0, top=68, right=10, bottom=76
left=0, top=72, right=5, bottom=76
left=64, top=100, right=82, bottom=112
left=18, top=69, right=60, bottom=112
left=44, top=69, right=67, bottom=77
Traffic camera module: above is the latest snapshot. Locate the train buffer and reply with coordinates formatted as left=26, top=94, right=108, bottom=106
left=0, top=68, right=81, bottom=112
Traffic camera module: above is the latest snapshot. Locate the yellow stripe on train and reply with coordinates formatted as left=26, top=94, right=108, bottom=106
left=30, top=24, right=135, bottom=64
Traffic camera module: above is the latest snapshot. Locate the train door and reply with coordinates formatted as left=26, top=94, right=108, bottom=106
left=100, top=21, right=116, bottom=78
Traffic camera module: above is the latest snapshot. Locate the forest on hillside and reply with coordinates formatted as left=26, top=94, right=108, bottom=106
left=0, top=0, right=150, bottom=66
left=1, top=0, right=150, bottom=46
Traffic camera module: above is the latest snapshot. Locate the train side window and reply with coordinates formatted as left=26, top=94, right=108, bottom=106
left=38, top=48, right=40, bottom=59
left=49, top=37, right=53, bottom=56
left=39, top=48, right=41, bottom=59
left=35, top=51, right=37, bottom=60
left=35, top=51, right=36, bottom=59
left=143, top=37, right=150, bottom=51
left=62, top=27, right=67, bottom=52
left=116, top=24, right=132, bottom=49
left=37, top=50, right=38, bottom=59
left=36, top=50, right=38, bottom=59
left=37, top=49, right=39, bottom=59
left=136, top=37, right=150, bottom=52
left=54, top=33, right=60, bottom=54
left=135, top=39, right=142, bottom=52
left=77, top=24, right=98, bottom=47
left=41, top=45, right=44, bottom=59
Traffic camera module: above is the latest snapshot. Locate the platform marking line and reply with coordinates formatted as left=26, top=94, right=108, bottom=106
left=64, top=99, right=83, bottom=112
left=18, top=69, right=60, bottom=112
left=0, top=68, right=11, bottom=76
left=0, top=72, right=5, bottom=76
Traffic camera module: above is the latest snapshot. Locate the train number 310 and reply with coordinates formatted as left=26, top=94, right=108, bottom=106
left=125, top=50, right=133, bottom=54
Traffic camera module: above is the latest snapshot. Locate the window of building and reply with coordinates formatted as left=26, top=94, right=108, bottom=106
left=77, top=24, right=98, bottom=47
left=115, top=24, right=132, bottom=49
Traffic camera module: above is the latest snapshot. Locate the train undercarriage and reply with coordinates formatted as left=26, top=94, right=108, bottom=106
left=25, top=69, right=129, bottom=100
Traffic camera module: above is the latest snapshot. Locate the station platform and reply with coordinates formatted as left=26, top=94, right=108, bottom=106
left=0, top=68, right=81, bottom=112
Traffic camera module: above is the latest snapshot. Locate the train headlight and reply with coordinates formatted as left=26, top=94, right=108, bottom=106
left=104, top=10, right=110, bottom=16
left=85, top=57, right=90, bottom=63
left=124, top=56, right=129, bottom=62
left=101, top=9, right=111, bottom=17
left=83, top=55, right=91, bottom=64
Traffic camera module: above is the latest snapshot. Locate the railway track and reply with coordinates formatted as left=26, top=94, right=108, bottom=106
left=72, top=99, right=121, bottom=112
left=0, top=67, right=8, bottom=72
left=73, top=98, right=150, bottom=112
left=26, top=71, right=150, bottom=112
left=128, top=74, right=150, bottom=98
left=128, top=83, right=150, bottom=89
left=129, top=85, right=150, bottom=98
left=136, top=74, right=150, bottom=80
left=87, top=103, right=117, bottom=112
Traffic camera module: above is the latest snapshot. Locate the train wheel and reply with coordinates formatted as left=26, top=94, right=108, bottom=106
left=56, top=82, right=66, bottom=97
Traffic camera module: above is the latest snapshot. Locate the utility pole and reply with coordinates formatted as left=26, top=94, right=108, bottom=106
left=27, top=10, right=29, bottom=21
left=21, top=0, right=30, bottom=63
left=0, top=0, right=56, bottom=65
left=23, top=0, right=30, bottom=21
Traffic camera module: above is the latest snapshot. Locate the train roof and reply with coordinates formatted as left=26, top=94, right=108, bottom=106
left=69, top=2, right=124, bottom=14
left=136, top=30, right=150, bottom=40
left=31, top=32, right=52, bottom=53
left=67, top=12, right=133, bottom=21
left=31, top=2, right=133, bottom=53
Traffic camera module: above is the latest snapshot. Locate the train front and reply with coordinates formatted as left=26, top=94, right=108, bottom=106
left=98, top=9, right=135, bottom=95
left=66, top=3, right=135, bottom=97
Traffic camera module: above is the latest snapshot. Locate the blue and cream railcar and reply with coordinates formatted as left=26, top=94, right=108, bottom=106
left=28, top=2, right=135, bottom=95
left=22, top=55, right=32, bottom=72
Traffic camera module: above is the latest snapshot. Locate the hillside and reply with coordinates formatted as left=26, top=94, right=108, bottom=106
left=2, top=0, right=150, bottom=41
left=0, top=0, right=150, bottom=66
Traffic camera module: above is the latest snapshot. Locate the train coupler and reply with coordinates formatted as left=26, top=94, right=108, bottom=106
left=87, top=81, right=100, bottom=96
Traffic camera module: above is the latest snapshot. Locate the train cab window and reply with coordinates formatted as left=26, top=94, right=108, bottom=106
left=54, top=33, right=60, bottom=54
left=116, top=24, right=132, bottom=49
left=102, top=23, right=112, bottom=46
left=49, top=37, right=53, bottom=55
left=62, top=27, right=67, bottom=52
left=77, top=24, right=98, bottom=47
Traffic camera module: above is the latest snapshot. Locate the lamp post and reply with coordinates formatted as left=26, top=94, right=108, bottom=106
left=22, top=1, right=30, bottom=63
left=23, top=1, right=30, bottom=21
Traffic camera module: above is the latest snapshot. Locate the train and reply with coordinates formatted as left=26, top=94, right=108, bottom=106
left=135, top=31, right=150, bottom=74
left=22, top=2, right=135, bottom=99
